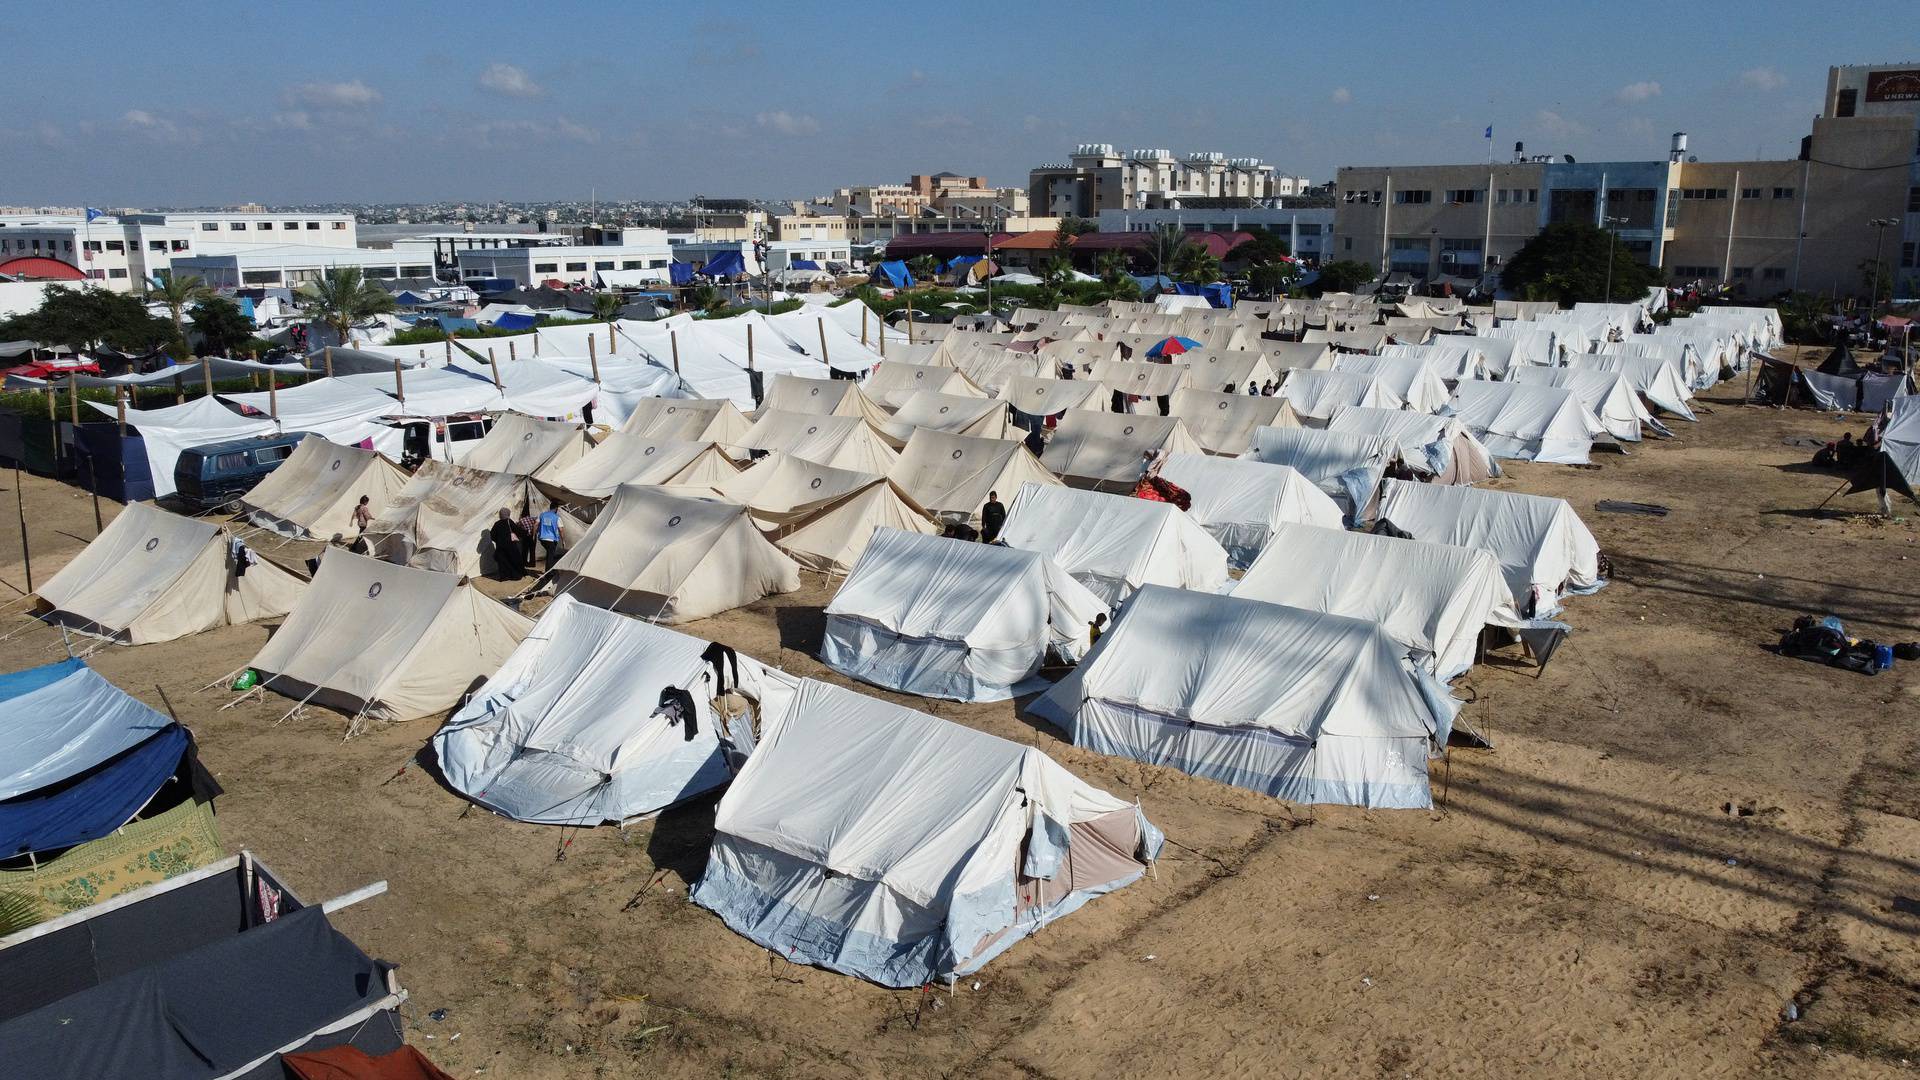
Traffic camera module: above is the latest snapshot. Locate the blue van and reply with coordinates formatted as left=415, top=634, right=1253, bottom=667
left=173, top=431, right=315, bottom=511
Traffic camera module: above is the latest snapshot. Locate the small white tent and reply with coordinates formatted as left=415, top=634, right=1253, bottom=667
left=737, top=410, right=900, bottom=474
left=1510, top=366, right=1664, bottom=442
left=691, top=676, right=1160, bottom=987
left=548, top=485, right=802, bottom=623
left=35, top=501, right=304, bottom=645
left=997, top=375, right=1107, bottom=418
left=1575, top=349, right=1696, bottom=421
left=620, top=397, right=755, bottom=448
left=861, top=361, right=982, bottom=408
left=822, top=528, right=1106, bottom=701
left=238, top=437, right=411, bottom=540
left=456, top=412, right=595, bottom=480
left=1031, top=585, right=1457, bottom=810
left=1332, top=353, right=1452, bottom=413
left=434, top=595, right=785, bottom=825
left=1327, top=405, right=1499, bottom=485
left=1243, top=426, right=1396, bottom=521
left=1156, top=453, right=1344, bottom=568
left=1375, top=479, right=1603, bottom=616
left=757, top=374, right=895, bottom=429
left=887, top=428, right=1062, bottom=524
left=997, top=482, right=1229, bottom=606
left=362, top=459, right=530, bottom=576
left=246, top=549, right=531, bottom=725
left=542, top=434, right=739, bottom=503
left=713, top=453, right=940, bottom=574
left=1234, top=523, right=1523, bottom=680
left=1042, top=411, right=1206, bottom=488
left=1378, top=341, right=1489, bottom=382
left=1276, top=369, right=1405, bottom=421
left=1447, top=381, right=1607, bottom=464
left=1168, top=388, right=1304, bottom=454
left=881, top=391, right=1011, bottom=441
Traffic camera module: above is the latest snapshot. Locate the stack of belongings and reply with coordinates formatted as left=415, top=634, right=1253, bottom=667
left=1777, top=614, right=1917, bottom=675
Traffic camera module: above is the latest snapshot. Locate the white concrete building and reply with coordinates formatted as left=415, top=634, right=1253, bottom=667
left=0, top=215, right=195, bottom=292
left=455, top=241, right=678, bottom=288
left=169, top=245, right=433, bottom=289
left=124, top=211, right=357, bottom=248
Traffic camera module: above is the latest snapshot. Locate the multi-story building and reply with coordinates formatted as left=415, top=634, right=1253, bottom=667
left=454, top=228, right=677, bottom=289
left=125, top=211, right=357, bottom=248
left=169, top=245, right=437, bottom=289
left=1029, top=146, right=1305, bottom=218
left=1095, top=205, right=1336, bottom=263
left=0, top=209, right=360, bottom=293
left=1331, top=63, right=1920, bottom=298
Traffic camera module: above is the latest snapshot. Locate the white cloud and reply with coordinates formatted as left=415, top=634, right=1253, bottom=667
left=1741, top=66, right=1786, bottom=91
left=121, top=109, right=184, bottom=140
left=1022, top=114, right=1049, bottom=133
left=1534, top=108, right=1589, bottom=138
left=756, top=110, right=819, bottom=136
left=1614, top=80, right=1661, bottom=103
left=285, top=79, right=381, bottom=108
left=478, top=62, right=543, bottom=98
left=1331, top=87, right=1352, bottom=105
left=554, top=117, right=600, bottom=144
left=272, top=111, right=313, bottom=131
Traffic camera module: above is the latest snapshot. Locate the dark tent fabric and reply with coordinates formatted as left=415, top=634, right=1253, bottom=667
left=430, top=317, right=478, bottom=332
left=872, top=260, right=915, bottom=289
left=302, top=347, right=430, bottom=376
left=390, top=292, right=435, bottom=307
left=1844, top=450, right=1918, bottom=503
left=701, top=251, right=747, bottom=278
left=788, top=259, right=821, bottom=271
left=490, top=312, right=537, bottom=331
left=0, top=906, right=401, bottom=1080
left=484, top=288, right=572, bottom=310
left=1818, top=344, right=1863, bottom=377
left=0, top=724, right=206, bottom=859
left=0, top=859, right=302, bottom=1022
left=283, top=1044, right=457, bottom=1080
left=669, top=261, right=694, bottom=285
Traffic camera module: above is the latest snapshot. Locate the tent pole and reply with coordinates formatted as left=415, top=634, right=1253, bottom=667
left=323, top=346, right=334, bottom=379
left=115, top=387, right=126, bottom=435
left=44, top=388, right=57, bottom=468
left=670, top=331, right=680, bottom=374
left=588, top=335, right=599, bottom=380
left=200, top=356, right=213, bottom=398
left=818, top=317, right=830, bottom=369
left=14, top=462, right=31, bottom=593
left=508, top=340, right=516, bottom=363
left=747, top=324, right=755, bottom=370
left=607, top=323, right=615, bottom=355
left=861, top=305, right=868, bottom=346
left=393, top=360, right=405, bottom=408
left=268, top=368, right=278, bottom=419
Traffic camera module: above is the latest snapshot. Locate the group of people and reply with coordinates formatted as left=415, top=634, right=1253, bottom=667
left=490, top=503, right=567, bottom=581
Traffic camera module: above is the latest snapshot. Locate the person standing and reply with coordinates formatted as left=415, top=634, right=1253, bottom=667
left=980, top=490, right=1007, bottom=544
left=490, top=508, right=527, bottom=581
left=351, top=495, right=373, bottom=533
left=536, top=500, right=565, bottom=571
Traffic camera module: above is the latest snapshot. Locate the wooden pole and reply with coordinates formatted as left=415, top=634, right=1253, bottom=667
left=747, top=323, right=755, bottom=370
left=444, top=337, right=453, bottom=363
left=199, top=356, right=213, bottom=397
left=669, top=331, right=680, bottom=374
left=589, top=335, right=602, bottom=383
left=268, top=369, right=278, bottom=419
left=393, top=360, right=405, bottom=406
left=508, top=340, right=517, bottom=363
left=174, top=371, right=184, bottom=405
left=67, top=374, right=79, bottom=425
left=879, top=316, right=885, bottom=357
left=486, top=347, right=502, bottom=390
left=861, top=305, right=868, bottom=346
left=533, top=334, right=540, bottom=357
left=323, top=345, right=335, bottom=379
left=14, top=462, right=30, bottom=593
left=907, top=304, right=916, bottom=344
left=817, top=317, right=831, bottom=369
left=115, top=386, right=127, bottom=434
left=607, top=324, right=615, bottom=354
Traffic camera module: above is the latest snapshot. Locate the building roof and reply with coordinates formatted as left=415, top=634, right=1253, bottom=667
left=1070, top=231, right=1256, bottom=257
left=0, top=256, right=86, bottom=281
left=991, top=231, right=1063, bottom=251
left=882, top=232, right=1014, bottom=256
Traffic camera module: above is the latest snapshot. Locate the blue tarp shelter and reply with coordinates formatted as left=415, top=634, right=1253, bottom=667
left=669, top=261, right=695, bottom=285
left=701, top=251, right=747, bottom=278
left=872, top=261, right=915, bottom=289
left=789, top=259, right=821, bottom=271
left=433, top=317, right=479, bottom=332
left=491, top=312, right=538, bottom=331
left=0, top=660, right=172, bottom=801
left=1172, top=282, right=1233, bottom=308
left=392, top=291, right=435, bottom=307
left=0, top=725, right=190, bottom=858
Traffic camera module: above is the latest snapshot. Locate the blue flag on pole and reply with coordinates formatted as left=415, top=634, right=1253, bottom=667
left=1484, top=126, right=1493, bottom=139
left=84, top=208, right=105, bottom=222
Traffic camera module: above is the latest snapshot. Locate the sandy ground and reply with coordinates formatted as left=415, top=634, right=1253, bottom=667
left=0, top=356, right=1916, bottom=1079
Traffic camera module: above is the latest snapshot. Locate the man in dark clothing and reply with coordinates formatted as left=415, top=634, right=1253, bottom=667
left=1024, top=426, right=1046, bottom=458
left=490, top=508, right=528, bottom=581
left=980, top=491, right=1007, bottom=543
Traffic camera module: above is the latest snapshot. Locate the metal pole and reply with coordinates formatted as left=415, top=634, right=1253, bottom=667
left=14, top=462, right=31, bottom=593
left=670, top=330, right=680, bottom=374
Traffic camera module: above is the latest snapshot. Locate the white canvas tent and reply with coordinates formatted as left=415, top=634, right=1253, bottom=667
left=246, top=549, right=531, bottom=724
left=620, top=397, right=755, bottom=448
left=822, top=528, right=1106, bottom=701
left=1184, top=350, right=1278, bottom=394
left=1327, top=405, right=1499, bottom=485
left=1447, top=381, right=1606, bottom=464
left=713, top=452, right=940, bottom=574
left=1243, top=426, right=1396, bottom=520
left=1378, top=341, right=1489, bottom=382
left=881, top=391, right=1011, bottom=441
left=737, top=410, right=899, bottom=474
left=89, top=395, right=275, bottom=499
left=221, top=378, right=406, bottom=457
left=1509, top=366, right=1663, bottom=442
left=1332, top=353, right=1452, bottom=413
left=861, top=361, right=982, bottom=408
left=548, top=485, right=801, bottom=623
left=1088, top=359, right=1193, bottom=400
left=888, top=428, right=1062, bottom=524
left=1042, top=411, right=1206, bottom=488
left=456, top=412, right=596, bottom=480
left=757, top=374, right=895, bottom=429
left=34, top=501, right=304, bottom=645
left=1030, top=585, right=1457, bottom=810
left=1276, top=369, right=1405, bottom=420
left=434, top=595, right=786, bottom=825
left=1233, top=523, right=1523, bottom=680
left=1375, top=479, right=1603, bottom=616
left=997, top=482, right=1229, bottom=606
left=691, top=676, right=1159, bottom=987
left=238, top=437, right=411, bottom=540
left=997, top=375, right=1107, bottom=418
left=362, top=459, right=530, bottom=576
left=1156, top=453, right=1344, bottom=568
left=542, top=434, right=739, bottom=503
left=1168, top=388, right=1303, bottom=454
left=1579, top=347, right=1697, bottom=420
left=1254, top=341, right=1335, bottom=373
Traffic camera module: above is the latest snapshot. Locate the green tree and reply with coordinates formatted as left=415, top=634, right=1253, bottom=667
left=1053, top=215, right=1095, bottom=256
left=1226, top=228, right=1291, bottom=267
left=1040, top=255, right=1075, bottom=290
left=1311, top=260, right=1378, bottom=295
left=148, top=273, right=213, bottom=354
left=1095, top=250, right=1130, bottom=288
left=1248, top=261, right=1302, bottom=298
left=0, top=286, right=174, bottom=353
left=592, top=291, right=624, bottom=322
left=1500, top=222, right=1663, bottom=307
left=1170, top=242, right=1222, bottom=285
left=305, top=267, right=397, bottom=348
left=906, top=255, right=940, bottom=284
left=187, top=297, right=256, bottom=357
left=1143, top=224, right=1186, bottom=285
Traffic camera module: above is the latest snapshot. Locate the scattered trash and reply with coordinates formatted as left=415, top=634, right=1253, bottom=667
left=1360, top=977, right=1373, bottom=987
left=1595, top=500, right=1670, bottom=517
left=450, top=1033, right=461, bottom=1042
left=230, top=669, right=259, bottom=692
left=1366, top=894, right=1380, bottom=902
left=1142, top=954, right=1157, bottom=961
left=1784, top=1002, right=1799, bottom=1021
left=424, top=1034, right=435, bottom=1040
left=929, top=997, right=945, bottom=1011
left=1726, top=858, right=1739, bottom=867
left=971, top=981, right=981, bottom=991
left=429, top=1008, right=449, bottom=1022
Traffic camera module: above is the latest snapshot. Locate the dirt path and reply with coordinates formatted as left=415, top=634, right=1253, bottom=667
left=0, top=379, right=1914, bottom=1078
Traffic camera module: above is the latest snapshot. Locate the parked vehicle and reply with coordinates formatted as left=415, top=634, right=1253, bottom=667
left=173, top=431, right=314, bottom=511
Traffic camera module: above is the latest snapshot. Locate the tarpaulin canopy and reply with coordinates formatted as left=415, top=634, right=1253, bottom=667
left=88, top=395, right=277, bottom=499
left=1167, top=388, right=1302, bottom=455
left=0, top=723, right=191, bottom=860
left=1275, top=369, right=1405, bottom=420
left=1376, top=478, right=1603, bottom=616
left=871, top=260, right=915, bottom=289
left=1326, top=405, right=1499, bottom=485
left=1447, top=381, right=1606, bottom=464
left=239, top=438, right=412, bottom=541
left=0, top=659, right=173, bottom=801
left=1242, top=426, right=1396, bottom=521
left=362, top=459, right=532, bottom=576
left=1041, top=411, right=1205, bottom=488
left=700, top=251, right=748, bottom=278
left=543, top=434, right=738, bottom=502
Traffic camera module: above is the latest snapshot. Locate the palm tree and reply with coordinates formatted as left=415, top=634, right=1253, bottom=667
left=149, top=273, right=212, bottom=355
left=1095, top=250, right=1129, bottom=288
left=1170, top=243, right=1222, bottom=286
left=1041, top=256, right=1074, bottom=290
left=906, top=255, right=940, bottom=285
left=306, top=267, right=396, bottom=349
left=592, top=291, right=623, bottom=323
left=1146, top=224, right=1186, bottom=288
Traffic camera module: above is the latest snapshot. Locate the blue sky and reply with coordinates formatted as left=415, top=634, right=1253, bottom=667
left=5, top=0, right=1905, bottom=206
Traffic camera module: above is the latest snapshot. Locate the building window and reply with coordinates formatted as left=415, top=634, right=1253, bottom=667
left=82, top=241, right=102, bottom=253
left=241, top=270, right=281, bottom=284
left=621, top=260, right=642, bottom=269
left=1909, top=187, right=1920, bottom=212
left=1740, top=188, right=1761, bottom=200
left=594, top=260, right=615, bottom=270
left=401, top=265, right=430, bottom=276
left=1680, top=188, right=1728, bottom=200
left=1446, top=189, right=1483, bottom=204
left=1773, top=187, right=1796, bottom=199
left=1343, top=237, right=1353, bottom=251
left=171, top=240, right=189, bottom=252
left=229, top=222, right=247, bottom=230
left=1902, top=242, right=1918, bottom=269
left=1731, top=266, right=1753, bottom=280
left=1388, top=238, right=1430, bottom=273
left=565, top=262, right=588, bottom=272
left=106, top=240, right=124, bottom=252
left=365, top=267, right=397, bottom=279
left=285, top=221, right=301, bottom=230
left=331, top=222, right=347, bottom=230
left=201, top=222, right=219, bottom=231
left=1836, top=88, right=1857, bottom=117
left=258, top=222, right=273, bottom=231
left=1671, top=265, right=1720, bottom=279
left=534, top=262, right=557, bottom=273
left=1763, top=267, right=1787, bottom=281
left=1393, top=190, right=1432, bottom=205
left=306, top=222, right=320, bottom=230
left=107, top=268, right=128, bottom=278
left=148, top=240, right=166, bottom=251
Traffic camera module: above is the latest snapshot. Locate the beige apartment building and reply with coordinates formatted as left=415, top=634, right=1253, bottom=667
left=1030, top=145, right=1307, bottom=218
left=1331, top=63, right=1920, bottom=299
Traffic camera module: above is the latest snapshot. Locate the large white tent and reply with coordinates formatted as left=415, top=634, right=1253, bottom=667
left=737, top=410, right=900, bottom=474
left=1375, top=479, right=1603, bottom=616
left=1447, top=382, right=1607, bottom=464
left=1276, top=368, right=1406, bottom=420
left=434, top=595, right=786, bottom=825
left=1326, top=405, right=1499, bottom=485
left=1088, top=359, right=1193, bottom=400
left=1577, top=348, right=1697, bottom=420
left=691, top=676, right=1159, bottom=987
left=1031, top=585, right=1457, bottom=810
left=541, top=434, right=739, bottom=503
left=1233, top=523, right=1523, bottom=680
left=1331, top=353, right=1452, bottom=413
left=548, top=485, right=801, bottom=623
left=822, top=528, right=1106, bottom=701
left=713, top=452, right=940, bottom=573
left=1156, top=453, right=1344, bottom=568
left=1243, top=426, right=1396, bottom=521
left=221, top=378, right=405, bottom=456
left=1042, top=411, right=1205, bottom=488
left=246, top=549, right=531, bottom=725
left=881, top=391, right=1011, bottom=441
left=861, top=361, right=982, bottom=408
left=997, top=483, right=1229, bottom=605
left=757, top=374, right=895, bottom=429
left=362, top=459, right=530, bottom=576
left=620, top=397, right=755, bottom=448
left=89, top=395, right=275, bottom=499
left=1378, top=341, right=1489, bottom=382
left=456, top=412, right=596, bottom=480
left=238, top=437, right=411, bottom=540
left=1184, top=351, right=1280, bottom=396
left=35, top=501, right=304, bottom=645
left=887, top=428, right=1062, bottom=524
left=1510, top=366, right=1663, bottom=442
left=1168, top=389, right=1304, bottom=454
left=997, top=375, right=1107, bottom=418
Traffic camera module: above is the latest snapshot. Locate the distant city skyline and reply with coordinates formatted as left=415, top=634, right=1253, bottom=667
left=4, top=0, right=1906, bottom=207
